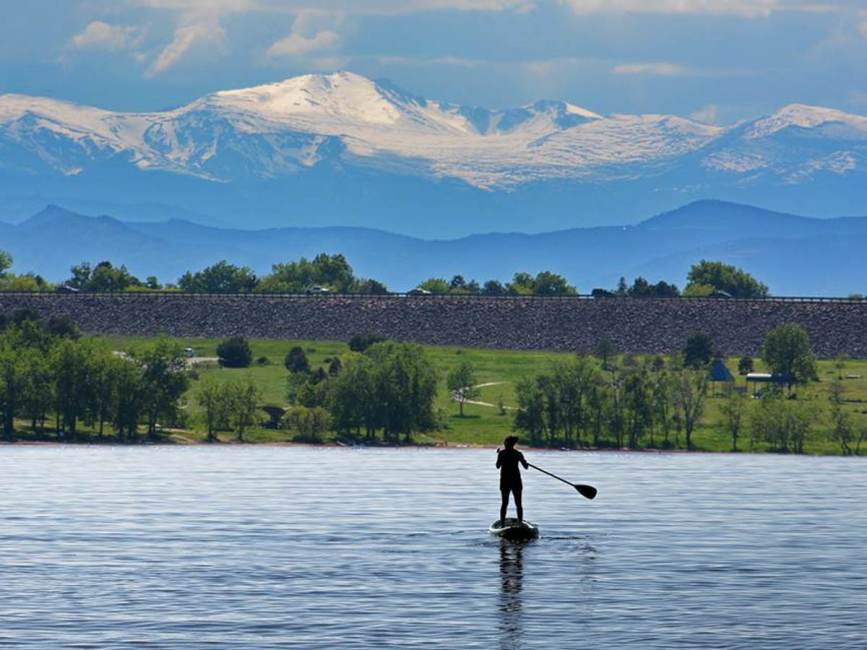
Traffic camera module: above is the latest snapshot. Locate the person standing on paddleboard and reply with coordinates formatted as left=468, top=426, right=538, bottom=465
left=496, top=436, right=529, bottom=525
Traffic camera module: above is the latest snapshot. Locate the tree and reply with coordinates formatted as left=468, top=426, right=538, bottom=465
left=828, top=379, right=855, bottom=455
left=417, top=278, right=451, bottom=294
left=348, top=334, right=387, bottom=353
left=67, top=261, right=143, bottom=292
left=594, top=338, right=617, bottom=370
left=683, top=333, right=715, bottom=369
left=481, top=280, right=507, bottom=296
left=110, top=357, right=145, bottom=440
left=514, top=376, right=546, bottom=446
left=750, top=394, right=818, bottom=454
left=197, top=377, right=231, bottom=442
left=258, top=253, right=357, bottom=293
left=354, top=279, right=389, bottom=294
left=51, top=338, right=95, bottom=437
left=720, top=388, right=746, bottom=451
left=178, top=261, right=257, bottom=293
left=217, top=337, right=253, bottom=368
left=228, top=378, right=260, bottom=442
left=137, top=339, right=189, bottom=437
left=0, top=250, right=12, bottom=276
left=737, top=355, right=754, bottom=375
left=672, top=368, right=708, bottom=449
left=447, top=361, right=479, bottom=417
left=0, top=327, right=31, bottom=438
left=761, top=324, right=817, bottom=389
left=686, top=260, right=768, bottom=298
left=508, top=271, right=576, bottom=296
left=284, top=346, right=310, bottom=373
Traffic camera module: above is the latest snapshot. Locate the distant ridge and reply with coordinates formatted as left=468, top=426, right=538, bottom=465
left=3, top=200, right=867, bottom=296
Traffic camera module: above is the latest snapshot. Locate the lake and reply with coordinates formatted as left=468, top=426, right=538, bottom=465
left=1, top=447, right=865, bottom=649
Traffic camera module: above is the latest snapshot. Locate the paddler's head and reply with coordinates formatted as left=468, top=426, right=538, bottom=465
left=504, top=435, right=519, bottom=449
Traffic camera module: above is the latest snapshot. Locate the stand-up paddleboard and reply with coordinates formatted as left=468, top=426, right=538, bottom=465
left=489, top=518, right=539, bottom=540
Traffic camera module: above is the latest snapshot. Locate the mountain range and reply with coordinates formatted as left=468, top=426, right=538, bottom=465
left=3, top=200, right=866, bottom=296
left=2, top=72, right=867, bottom=237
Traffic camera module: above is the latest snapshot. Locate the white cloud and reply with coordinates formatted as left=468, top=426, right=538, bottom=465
left=71, top=21, right=141, bottom=50
left=559, top=0, right=835, bottom=17
left=147, top=16, right=226, bottom=76
left=268, top=30, right=340, bottom=56
left=135, top=0, right=532, bottom=14
left=689, top=104, right=720, bottom=123
left=613, top=62, right=692, bottom=76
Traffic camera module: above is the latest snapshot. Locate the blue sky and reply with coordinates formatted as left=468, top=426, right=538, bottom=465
left=3, top=0, right=867, bottom=122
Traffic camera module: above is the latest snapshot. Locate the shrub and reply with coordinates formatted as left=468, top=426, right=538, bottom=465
left=217, top=337, right=253, bottom=368
left=284, top=346, right=310, bottom=373
left=349, top=334, right=387, bottom=352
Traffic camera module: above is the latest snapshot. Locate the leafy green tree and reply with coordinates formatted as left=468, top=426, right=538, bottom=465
left=0, top=328, right=33, bottom=438
left=686, top=260, right=768, bottom=298
left=513, top=376, right=546, bottom=446
left=137, top=339, right=189, bottom=437
left=349, top=334, right=387, bottom=353
left=627, top=277, right=680, bottom=298
left=67, top=261, right=143, bottom=292
left=417, top=278, right=451, bottom=294
left=51, top=338, right=95, bottom=437
left=197, top=376, right=231, bottom=442
left=508, top=271, right=576, bottom=296
left=828, top=379, right=856, bottom=455
left=750, top=394, right=818, bottom=454
left=761, top=324, right=817, bottom=389
left=672, top=367, right=708, bottom=450
left=737, top=355, right=754, bottom=375
left=284, top=346, right=310, bottom=373
left=110, top=357, right=145, bottom=440
left=682, top=333, right=715, bottom=369
left=178, top=261, right=258, bottom=293
left=228, top=377, right=260, bottom=442
left=354, top=279, right=389, bottom=294
left=20, top=350, right=53, bottom=432
left=283, top=405, right=332, bottom=442
left=720, top=388, right=746, bottom=451
left=481, top=280, right=507, bottom=296
left=364, top=341, right=438, bottom=442
left=217, top=337, right=253, bottom=368
left=594, top=337, right=617, bottom=370
left=0, top=250, right=12, bottom=276
left=257, top=253, right=355, bottom=293
left=447, top=361, right=479, bottom=417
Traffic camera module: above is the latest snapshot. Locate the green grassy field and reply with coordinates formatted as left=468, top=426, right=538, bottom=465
left=86, top=335, right=867, bottom=454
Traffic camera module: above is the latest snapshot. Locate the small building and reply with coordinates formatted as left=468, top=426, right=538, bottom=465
left=709, top=358, right=734, bottom=383
left=746, top=372, right=793, bottom=396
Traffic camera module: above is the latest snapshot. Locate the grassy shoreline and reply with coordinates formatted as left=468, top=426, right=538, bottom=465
left=4, top=334, right=866, bottom=455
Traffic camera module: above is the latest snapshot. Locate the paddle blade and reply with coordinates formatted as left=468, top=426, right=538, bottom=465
left=574, top=484, right=597, bottom=500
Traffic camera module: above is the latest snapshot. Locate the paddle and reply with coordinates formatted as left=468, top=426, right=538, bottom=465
left=527, top=463, right=597, bottom=500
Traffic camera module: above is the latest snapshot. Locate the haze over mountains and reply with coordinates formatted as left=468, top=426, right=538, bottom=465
left=2, top=72, right=867, bottom=237
left=3, top=201, right=866, bottom=296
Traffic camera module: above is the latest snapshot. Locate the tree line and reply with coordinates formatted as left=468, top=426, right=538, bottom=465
left=1, top=248, right=779, bottom=299
left=512, top=324, right=863, bottom=455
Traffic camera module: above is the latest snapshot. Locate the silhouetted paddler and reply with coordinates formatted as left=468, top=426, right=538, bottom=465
left=496, top=435, right=529, bottom=525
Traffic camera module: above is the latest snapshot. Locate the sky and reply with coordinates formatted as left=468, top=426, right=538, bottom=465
left=2, top=0, right=867, bottom=123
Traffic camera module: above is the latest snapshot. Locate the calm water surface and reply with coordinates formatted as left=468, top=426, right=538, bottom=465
left=1, top=447, right=865, bottom=649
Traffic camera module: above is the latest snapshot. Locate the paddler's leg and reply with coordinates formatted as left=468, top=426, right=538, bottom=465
left=500, top=486, right=510, bottom=524
left=514, top=486, right=523, bottom=524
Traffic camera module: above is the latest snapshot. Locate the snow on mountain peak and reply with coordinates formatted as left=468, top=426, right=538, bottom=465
left=748, top=103, right=867, bottom=138
left=206, top=71, right=403, bottom=126
left=1, top=73, right=865, bottom=191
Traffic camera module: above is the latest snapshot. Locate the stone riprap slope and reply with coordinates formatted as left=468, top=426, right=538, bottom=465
left=1, top=293, right=865, bottom=357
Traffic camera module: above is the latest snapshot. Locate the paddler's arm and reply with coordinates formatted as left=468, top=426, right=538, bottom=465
left=519, top=452, right=529, bottom=469
left=496, top=448, right=502, bottom=468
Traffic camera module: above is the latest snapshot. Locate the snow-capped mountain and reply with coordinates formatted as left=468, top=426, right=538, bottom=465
left=1, top=72, right=866, bottom=236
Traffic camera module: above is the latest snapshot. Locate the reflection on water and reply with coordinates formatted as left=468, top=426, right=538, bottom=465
left=499, top=540, right=525, bottom=650
left=0, top=447, right=866, bottom=649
